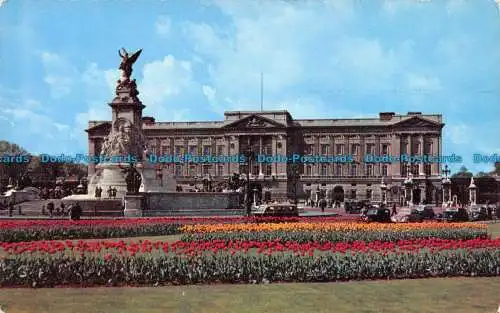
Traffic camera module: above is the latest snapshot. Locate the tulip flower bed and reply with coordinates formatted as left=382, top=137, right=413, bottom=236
left=1, top=238, right=500, bottom=287
left=0, top=217, right=346, bottom=243
left=180, top=222, right=488, bottom=243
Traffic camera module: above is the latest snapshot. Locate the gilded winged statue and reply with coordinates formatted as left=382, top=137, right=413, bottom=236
left=118, top=48, right=142, bottom=80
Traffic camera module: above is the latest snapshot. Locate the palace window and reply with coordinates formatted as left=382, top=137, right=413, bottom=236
left=350, top=189, right=357, bottom=199
left=424, top=164, right=431, bottom=176
left=263, top=145, right=272, bottom=155
left=400, top=142, right=408, bottom=154
left=351, top=164, right=357, bottom=176
left=366, top=164, right=373, bottom=177
left=336, top=144, right=344, bottom=155
left=189, top=145, right=197, bottom=155
left=305, top=165, right=312, bottom=176
left=365, top=144, right=374, bottom=155
left=175, top=165, right=182, bottom=177
left=320, top=144, right=329, bottom=155
left=412, top=142, right=420, bottom=155
left=351, top=144, right=359, bottom=155
left=382, top=165, right=388, bottom=176
left=305, top=144, right=314, bottom=155
left=189, top=165, right=196, bottom=177
left=411, top=164, right=419, bottom=176
left=217, top=145, right=224, bottom=156
left=366, top=189, right=372, bottom=199
left=335, top=164, right=342, bottom=176
left=425, top=142, right=432, bottom=154
left=203, top=165, right=211, bottom=176
left=401, top=163, right=408, bottom=176
left=217, top=164, right=225, bottom=176
left=381, top=144, right=389, bottom=155
left=264, top=164, right=272, bottom=176
left=161, top=145, right=169, bottom=155
left=175, top=146, right=184, bottom=155
left=252, top=164, right=260, bottom=176
left=240, top=164, right=248, bottom=174
left=321, top=164, right=328, bottom=176
left=203, top=145, right=211, bottom=156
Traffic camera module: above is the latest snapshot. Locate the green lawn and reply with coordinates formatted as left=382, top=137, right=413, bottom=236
left=0, top=277, right=499, bottom=313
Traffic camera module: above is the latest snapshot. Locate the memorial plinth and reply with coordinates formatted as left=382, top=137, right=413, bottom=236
left=123, top=194, right=145, bottom=217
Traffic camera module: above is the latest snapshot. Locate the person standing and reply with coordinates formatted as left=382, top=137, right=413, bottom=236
left=391, top=203, right=397, bottom=216
left=319, top=198, right=327, bottom=212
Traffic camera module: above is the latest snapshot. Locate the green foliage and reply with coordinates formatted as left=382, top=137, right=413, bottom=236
left=1, top=249, right=499, bottom=287
left=0, top=224, right=182, bottom=242
left=181, top=229, right=488, bottom=244
left=451, top=166, right=473, bottom=178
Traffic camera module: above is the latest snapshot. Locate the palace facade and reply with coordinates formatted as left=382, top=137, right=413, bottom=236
left=86, top=110, right=445, bottom=205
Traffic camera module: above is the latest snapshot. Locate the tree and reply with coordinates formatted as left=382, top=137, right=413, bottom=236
left=475, top=171, right=490, bottom=178
left=0, top=140, right=31, bottom=186
left=451, top=166, right=473, bottom=179
left=493, top=162, right=500, bottom=175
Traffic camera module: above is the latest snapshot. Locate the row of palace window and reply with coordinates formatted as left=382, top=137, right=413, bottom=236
left=153, top=141, right=432, bottom=157
left=306, top=189, right=373, bottom=200
left=401, top=163, right=432, bottom=176
left=305, top=143, right=389, bottom=156
left=158, top=145, right=275, bottom=156
left=304, top=164, right=389, bottom=177
left=169, top=163, right=432, bottom=177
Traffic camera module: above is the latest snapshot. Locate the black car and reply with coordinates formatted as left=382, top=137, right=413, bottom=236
left=440, top=208, right=469, bottom=222
left=345, top=201, right=362, bottom=214
left=363, top=208, right=391, bottom=223
left=469, top=206, right=489, bottom=221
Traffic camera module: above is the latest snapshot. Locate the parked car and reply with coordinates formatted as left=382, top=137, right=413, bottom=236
left=469, top=206, right=489, bottom=221
left=251, top=203, right=299, bottom=217
left=363, top=207, right=391, bottom=223
left=415, top=205, right=436, bottom=220
left=345, top=201, right=362, bottom=214
left=438, top=208, right=469, bottom=222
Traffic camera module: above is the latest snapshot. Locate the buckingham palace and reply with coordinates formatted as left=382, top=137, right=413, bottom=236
left=86, top=110, right=445, bottom=205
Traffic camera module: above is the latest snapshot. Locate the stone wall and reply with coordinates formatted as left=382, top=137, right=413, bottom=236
left=145, top=192, right=241, bottom=211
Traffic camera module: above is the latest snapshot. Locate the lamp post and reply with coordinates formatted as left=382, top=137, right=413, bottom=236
left=380, top=177, right=387, bottom=206
left=404, top=172, right=414, bottom=207
left=243, top=150, right=254, bottom=216
left=290, top=163, right=300, bottom=205
left=441, top=164, right=451, bottom=207
left=468, top=176, right=477, bottom=206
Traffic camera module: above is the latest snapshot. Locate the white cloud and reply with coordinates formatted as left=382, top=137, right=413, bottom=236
left=1, top=107, right=67, bottom=140
left=406, top=73, right=442, bottom=91
left=446, top=123, right=471, bottom=144
left=155, top=16, right=172, bottom=35
left=446, top=0, right=467, bottom=14
left=185, top=1, right=419, bottom=116
left=139, top=55, right=196, bottom=119
left=81, top=63, right=118, bottom=95
left=40, top=52, right=78, bottom=98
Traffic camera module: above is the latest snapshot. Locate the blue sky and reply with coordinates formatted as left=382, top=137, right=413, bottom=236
left=0, top=0, right=499, bottom=174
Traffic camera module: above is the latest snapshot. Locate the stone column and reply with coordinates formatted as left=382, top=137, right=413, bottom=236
left=183, top=138, right=188, bottom=177
left=271, top=135, right=277, bottom=176
left=431, top=136, right=439, bottom=176
left=391, top=134, right=401, bottom=177
left=88, top=138, right=96, bottom=176
left=419, top=134, right=424, bottom=176
left=259, top=136, right=263, bottom=176
left=375, top=135, right=380, bottom=176
left=277, top=135, right=287, bottom=177
left=224, top=136, right=230, bottom=176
